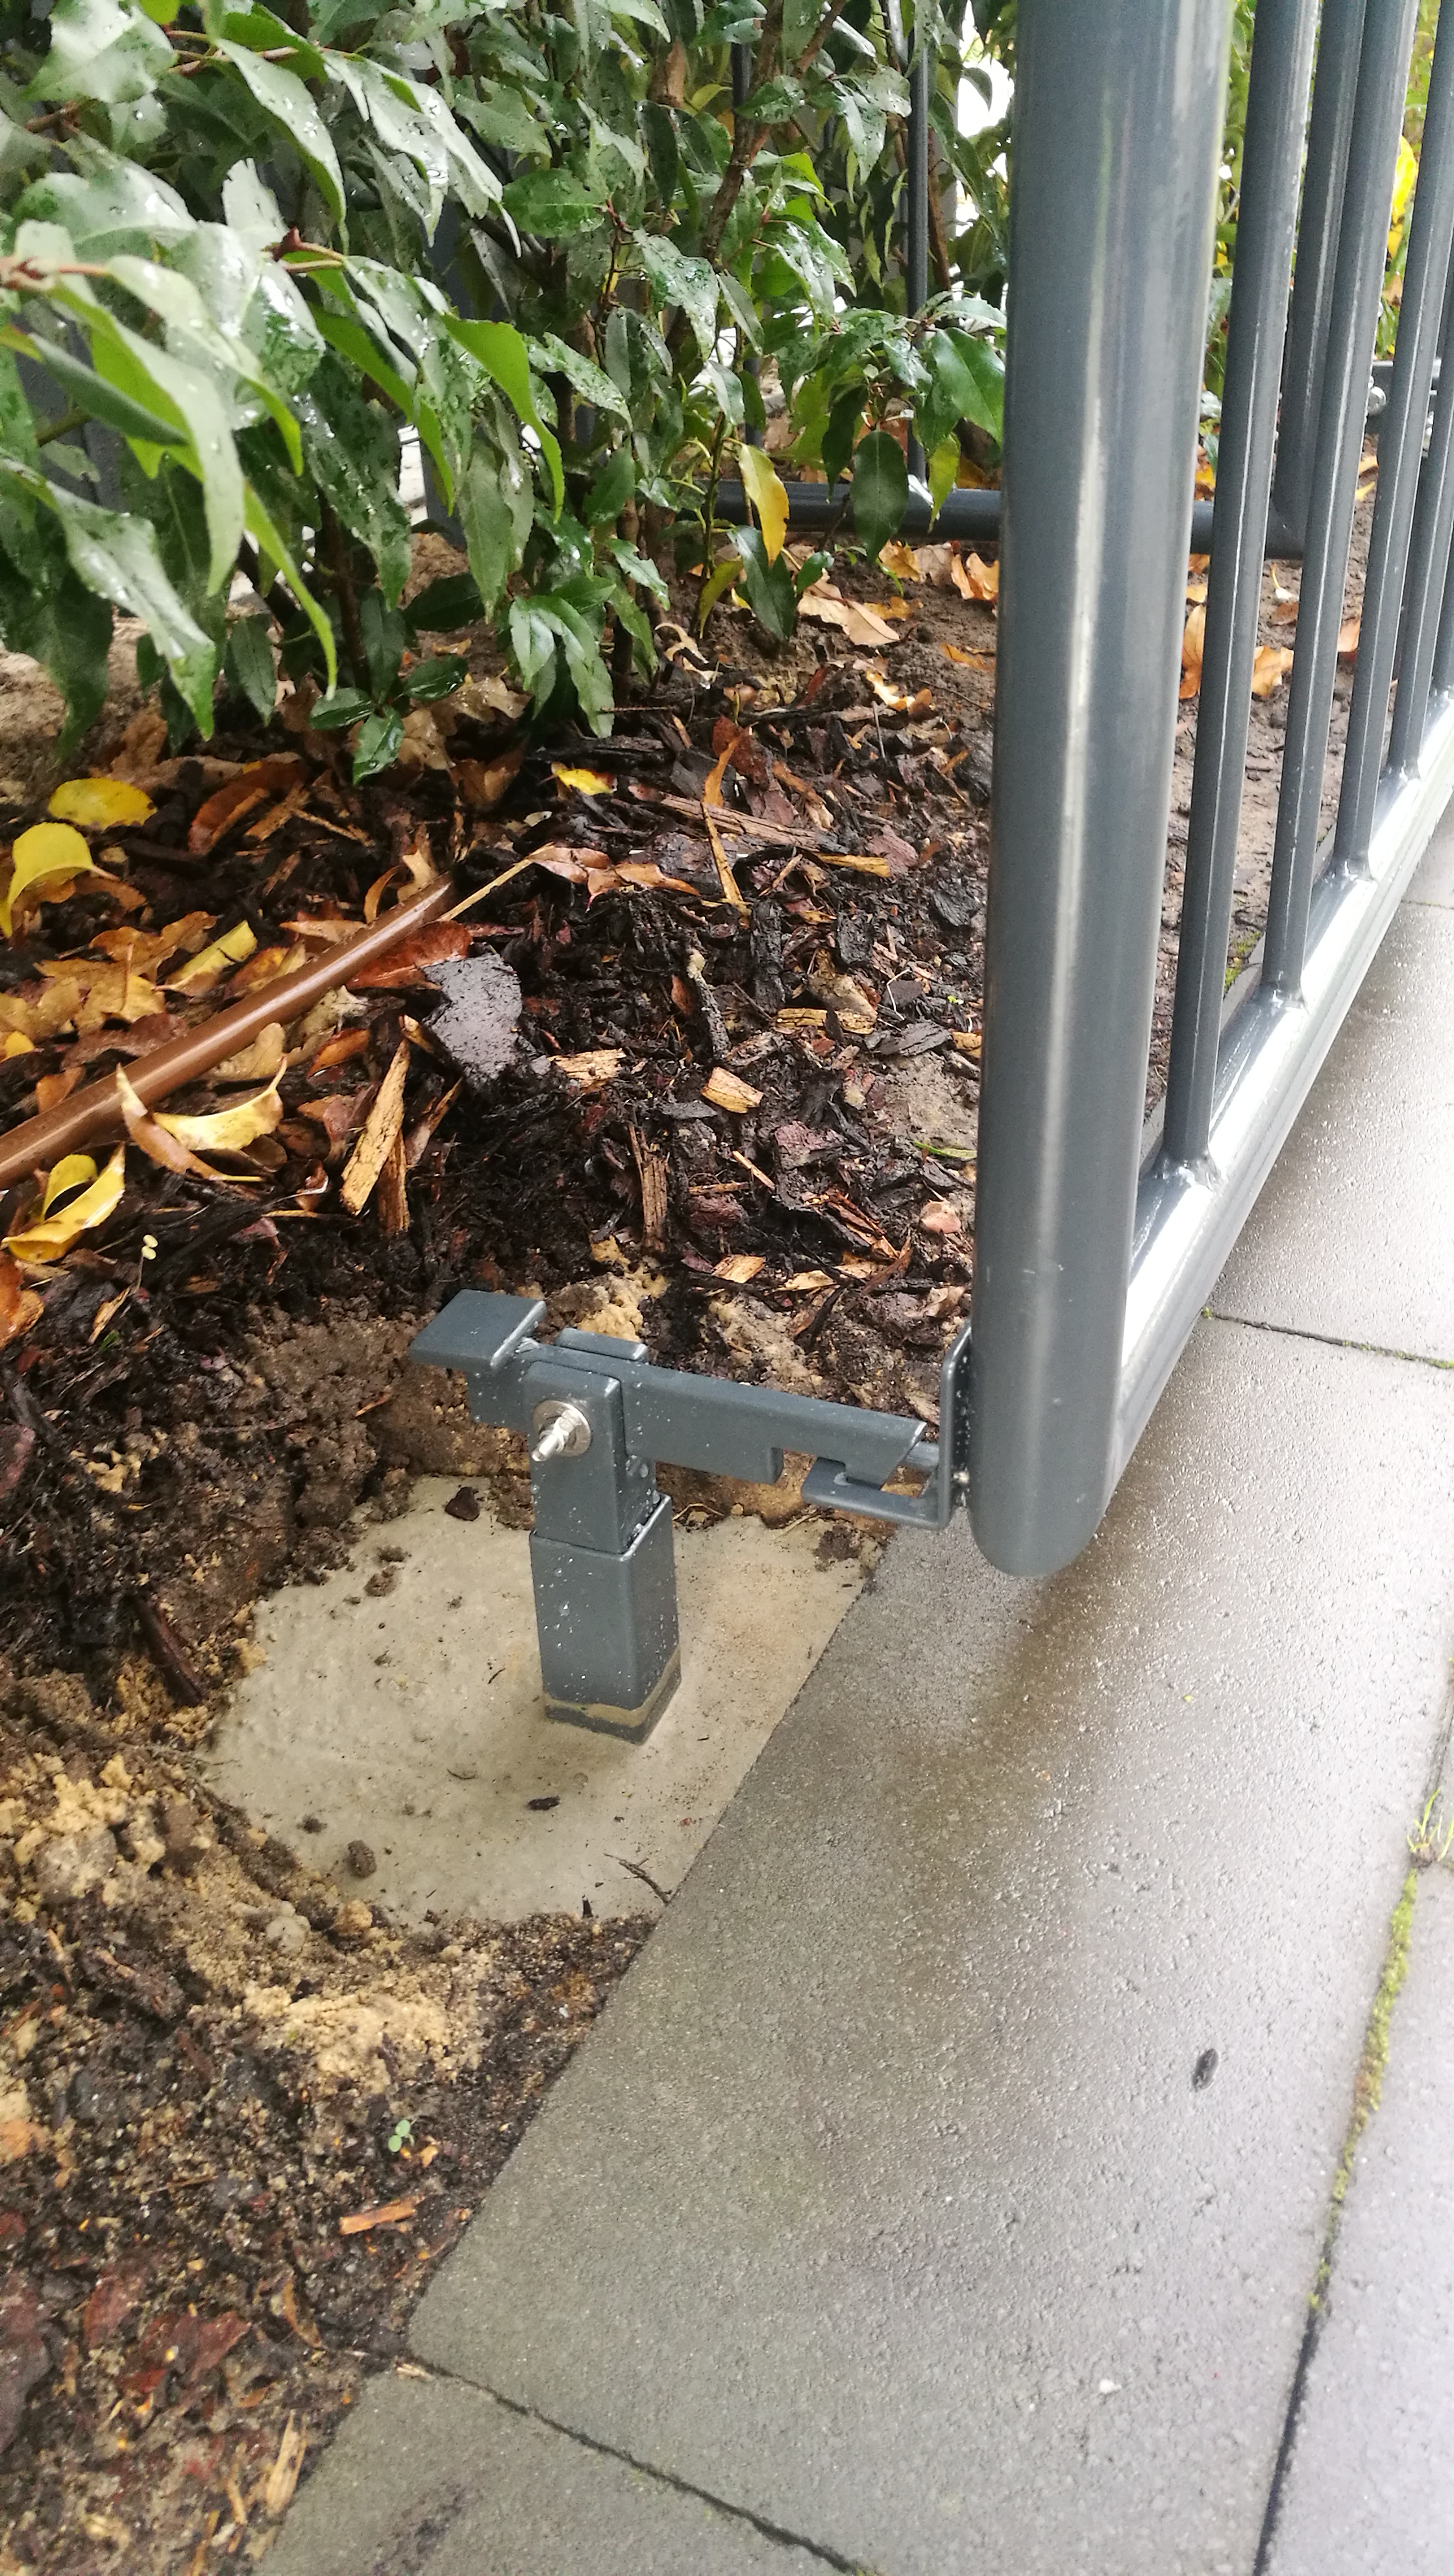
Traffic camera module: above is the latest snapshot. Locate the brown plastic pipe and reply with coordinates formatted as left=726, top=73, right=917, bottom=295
left=0, top=881, right=456, bottom=1187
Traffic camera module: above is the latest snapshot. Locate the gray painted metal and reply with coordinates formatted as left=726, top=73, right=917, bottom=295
left=1118, top=695, right=1454, bottom=1481
left=1272, top=0, right=1367, bottom=554
left=713, top=477, right=1299, bottom=557
left=1163, top=0, right=1320, bottom=1169
left=1388, top=266, right=1454, bottom=771
left=905, top=38, right=930, bottom=484
left=1335, top=0, right=1454, bottom=873
left=965, top=0, right=1232, bottom=1578
left=1263, top=0, right=1420, bottom=995
left=410, top=1294, right=968, bottom=1730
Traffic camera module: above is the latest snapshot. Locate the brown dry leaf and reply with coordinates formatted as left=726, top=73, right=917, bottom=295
left=231, top=943, right=306, bottom=993
left=865, top=668, right=933, bottom=717
left=608, top=861, right=699, bottom=898
left=106, top=704, right=168, bottom=782
left=395, top=707, right=451, bottom=773
left=262, top=2417, right=308, bottom=2519
left=0, top=978, right=81, bottom=1043
left=404, top=1078, right=462, bottom=1169
left=310, top=1026, right=373, bottom=1074
left=349, top=922, right=471, bottom=989
left=455, top=674, right=529, bottom=724
left=212, top=1023, right=286, bottom=1084
left=0, top=1250, right=43, bottom=1350
left=88, top=1288, right=129, bottom=1343
left=941, top=644, right=993, bottom=669
left=796, top=580, right=899, bottom=650
left=527, top=843, right=611, bottom=884
left=1338, top=615, right=1361, bottom=663
left=951, top=1030, right=982, bottom=1061
left=783, top=1269, right=834, bottom=1291
left=34, top=1070, right=81, bottom=1115
left=91, top=913, right=214, bottom=974
left=554, top=1048, right=624, bottom=1090
left=1250, top=644, right=1296, bottom=699
left=919, top=1198, right=962, bottom=1235
left=338, top=2194, right=419, bottom=2236
left=552, top=763, right=614, bottom=796
left=879, top=539, right=921, bottom=580
left=1270, top=593, right=1300, bottom=625
left=456, top=746, right=525, bottom=813
left=702, top=1067, right=763, bottom=1113
left=701, top=737, right=735, bottom=808
left=1180, top=602, right=1207, bottom=700
left=0, top=2118, right=47, bottom=2166
left=715, top=1252, right=765, bottom=1283
left=950, top=551, right=999, bottom=604
left=49, top=777, right=154, bottom=829
left=155, top=1076, right=284, bottom=1154
left=339, top=1040, right=411, bottom=1215
left=188, top=757, right=304, bottom=854
left=1186, top=578, right=1208, bottom=604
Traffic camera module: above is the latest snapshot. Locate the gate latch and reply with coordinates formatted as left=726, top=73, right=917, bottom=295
left=410, top=1293, right=970, bottom=1739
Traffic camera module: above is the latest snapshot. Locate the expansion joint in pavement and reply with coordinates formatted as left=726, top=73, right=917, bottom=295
left=401, top=2360, right=875, bottom=2575
left=1205, top=1309, right=1454, bottom=1374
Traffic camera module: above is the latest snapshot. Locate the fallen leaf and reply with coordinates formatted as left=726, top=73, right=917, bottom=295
left=1250, top=644, right=1296, bottom=699
left=865, top=668, right=933, bottom=717
left=1, top=823, right=95, bottom=937
left=950, top=1030, right=982, bottom=1061
left=154, top=1076, right=284, bottom=1154
left=552, top=763, right=614, bottom=795
left=49, top=778, right=154, bottom=829
left=0, top=2119, right=47, bottom=2166
left=715, top=1252, right=765, bottom=1283
left=34, top=1070, right=81, bottom=1114
left=919, top=1198, right=962, bottom=1235
left=941, top=644, right=993, bottom=669
left=1338, top=615, right=1361, bottom=663
left=1270, top=592, right=1300, bottom=625
left=1181, top=602, right=1206, bottom=700
left=701, top=738, right=735, bottom=808
left=5, top=1145, right=126, bottom=1262
left=262, top=2415, right=308, bottom=2519
left=456, top=747, right=525, bottom=812
left=526, top=843, right=612, bottom=884
left=950, top=552, right=998, bottom=603
left=213, top=1023, right=286, bottom=1084
left=739, top=441, right=789, bottom=564
left=167, top=920, right=258, bottom=994
left=554, top=1048, right=624, bottom=1090
left=606, top=861, right=699, bottom=897
left=395, top=706, right=452, bottom=772
left=310, top=1027, right=372, bottom=1074
left=91, top=912, right=214, bottom=974
left=1185, top=578, right=1208, bottom=604
left=0, top=1251, right=42, bottom=1349
left=879, top=539, right=921, bottom=580
left=338, top=2195, right=419, bottom=2236
left=796, top=580, right=900, bottom=649
left=702, top=1067, right=763, bottom=1113
left=188, top=757, right=304, bottom=854
left=114, top=1068, right=248, bottom=1180
left=456, top=673, right=528, bottom=724
left=0, top=979, right=81, bottom=1043
left=350, top=923, right=472, bottom=989
left=340, top=1040, right=410, bottom=1214
left=230, top=943, right=305, bottom=993
left=2, top=1032, right=34, bottom=1059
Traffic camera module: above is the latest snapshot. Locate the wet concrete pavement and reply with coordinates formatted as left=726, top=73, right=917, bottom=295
left=269, top=838, right=1454, bottom=2573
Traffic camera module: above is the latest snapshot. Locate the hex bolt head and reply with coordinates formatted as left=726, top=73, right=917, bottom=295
left=530, top=1398, right=593, bottom=1464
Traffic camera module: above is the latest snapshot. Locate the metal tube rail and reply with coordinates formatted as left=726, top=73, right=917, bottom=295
left=1162, top=0, right=1321, bottom=1171
left=1271, top=0, right=1367, bottom=554
left=1334, top=0, right=1454, bottom=873
left=905, top=34, right=930, bottom=485
left=711, top=479, right=1301, bottom=557
left=1388, top=264, right=1454, bottom=771
left=1262, top=0, right=1420, bottom=998
left=964, top=0, right=1233, bottom=1579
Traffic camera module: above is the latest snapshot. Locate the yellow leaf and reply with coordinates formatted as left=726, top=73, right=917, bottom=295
left=738, top=441, right=789, bottom=565
left=5, top=1145, right=125, bottom=1263
left=941, top=644, right=992, bottom=669
left=41, top=1153, right=99, bottom=1215
left=1, top=823, right=95, bottom=938
left=153, top=1074, right=283, bottom=1152
left=213, top=1022, right=286, bottom=1084
left=1181, top=603, right=1206, bottom=700
left=1389, top=136, right=1418, bottom=256
left=48, top=778, right=155, bottom=829
left=2, top=1032, right=34, bottom=1058
left=552, top=763, right=615, bottom=795
left=1250, top=644, right=1296, bottom=699
left=167, top=919, right=258, bottom=993
left=879, top=541, right=921, bottom=580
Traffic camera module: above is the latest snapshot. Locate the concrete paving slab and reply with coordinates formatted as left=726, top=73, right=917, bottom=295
left=1213, top=901, right=1454, bottom=1360
left=205, top=1480, right=868, bottom=1922
left=1265, top=1863, right=1454, bottom=2576
left=408, top=1319, right=1454, bottom=2576
left=1410, top=797, right=1454, bottom=907
left=266, top=2368, right=830, bottom=2575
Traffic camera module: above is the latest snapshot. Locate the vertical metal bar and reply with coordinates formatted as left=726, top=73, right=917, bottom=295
left=906, top=30, right=931, bottom=485
left=731, top=43, right=763, bottom=445
left=1388, top=263, right=1454, bottom=770
left=1433, top=426, right=1454, bottom=690
left=1261, top=0, right=1420, bottom=997
left=1161, top=0, right=1320, bottom=1171
left=1335, top=0, right=1454, bottom=867
left=1272, top=0, right=1367, bottom=552
left=967, top=0, right=1233, bottom=1579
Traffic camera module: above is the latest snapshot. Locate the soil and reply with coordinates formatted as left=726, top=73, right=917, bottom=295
left=0, top=485, right=1372, bottom=2568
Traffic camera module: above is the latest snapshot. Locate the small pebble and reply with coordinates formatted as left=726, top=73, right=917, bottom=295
left=345, top=1840, right=377, bottom=1879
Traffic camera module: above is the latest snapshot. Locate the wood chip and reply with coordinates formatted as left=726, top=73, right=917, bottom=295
left=554, top=1048, right=625, bottom=1090
left=262, top=2415, right=308, bottom=2518
left=950, top=1030, right=982, bottom=1060
left=714, top=1253, right=765, bottom=1283
left=339, top=2194, right=419, bottom=2236
left=629, top=1126, right=669, bottom=1247
left=375, top=1130, right=410, bottom=1236
left=701, top=1067, right=763, bottom=1113
left=783, top=1269, right=834, bottom=1291
left=776, top=1007, right=829, bottom=1030
left=339, top=1039, right=410, bottom=1215
left=701, top=801, right=748, bottom=913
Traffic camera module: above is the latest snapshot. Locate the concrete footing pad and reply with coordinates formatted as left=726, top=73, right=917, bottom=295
left=206, top=1484, right=869, bottom=1922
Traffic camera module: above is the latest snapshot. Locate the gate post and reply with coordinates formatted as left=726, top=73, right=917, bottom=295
left=967, top=0, right=1233, bottom=1576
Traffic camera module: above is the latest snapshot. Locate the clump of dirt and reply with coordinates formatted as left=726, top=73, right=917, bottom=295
left=0, top=1661, right=647, bottom=2571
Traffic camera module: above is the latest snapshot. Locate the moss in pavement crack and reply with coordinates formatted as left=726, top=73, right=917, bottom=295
left=1312, top=1867, right=1417, bottom=2306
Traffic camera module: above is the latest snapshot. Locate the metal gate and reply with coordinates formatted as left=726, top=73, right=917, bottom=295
left=419, top=0, right=1454, bottom=1730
